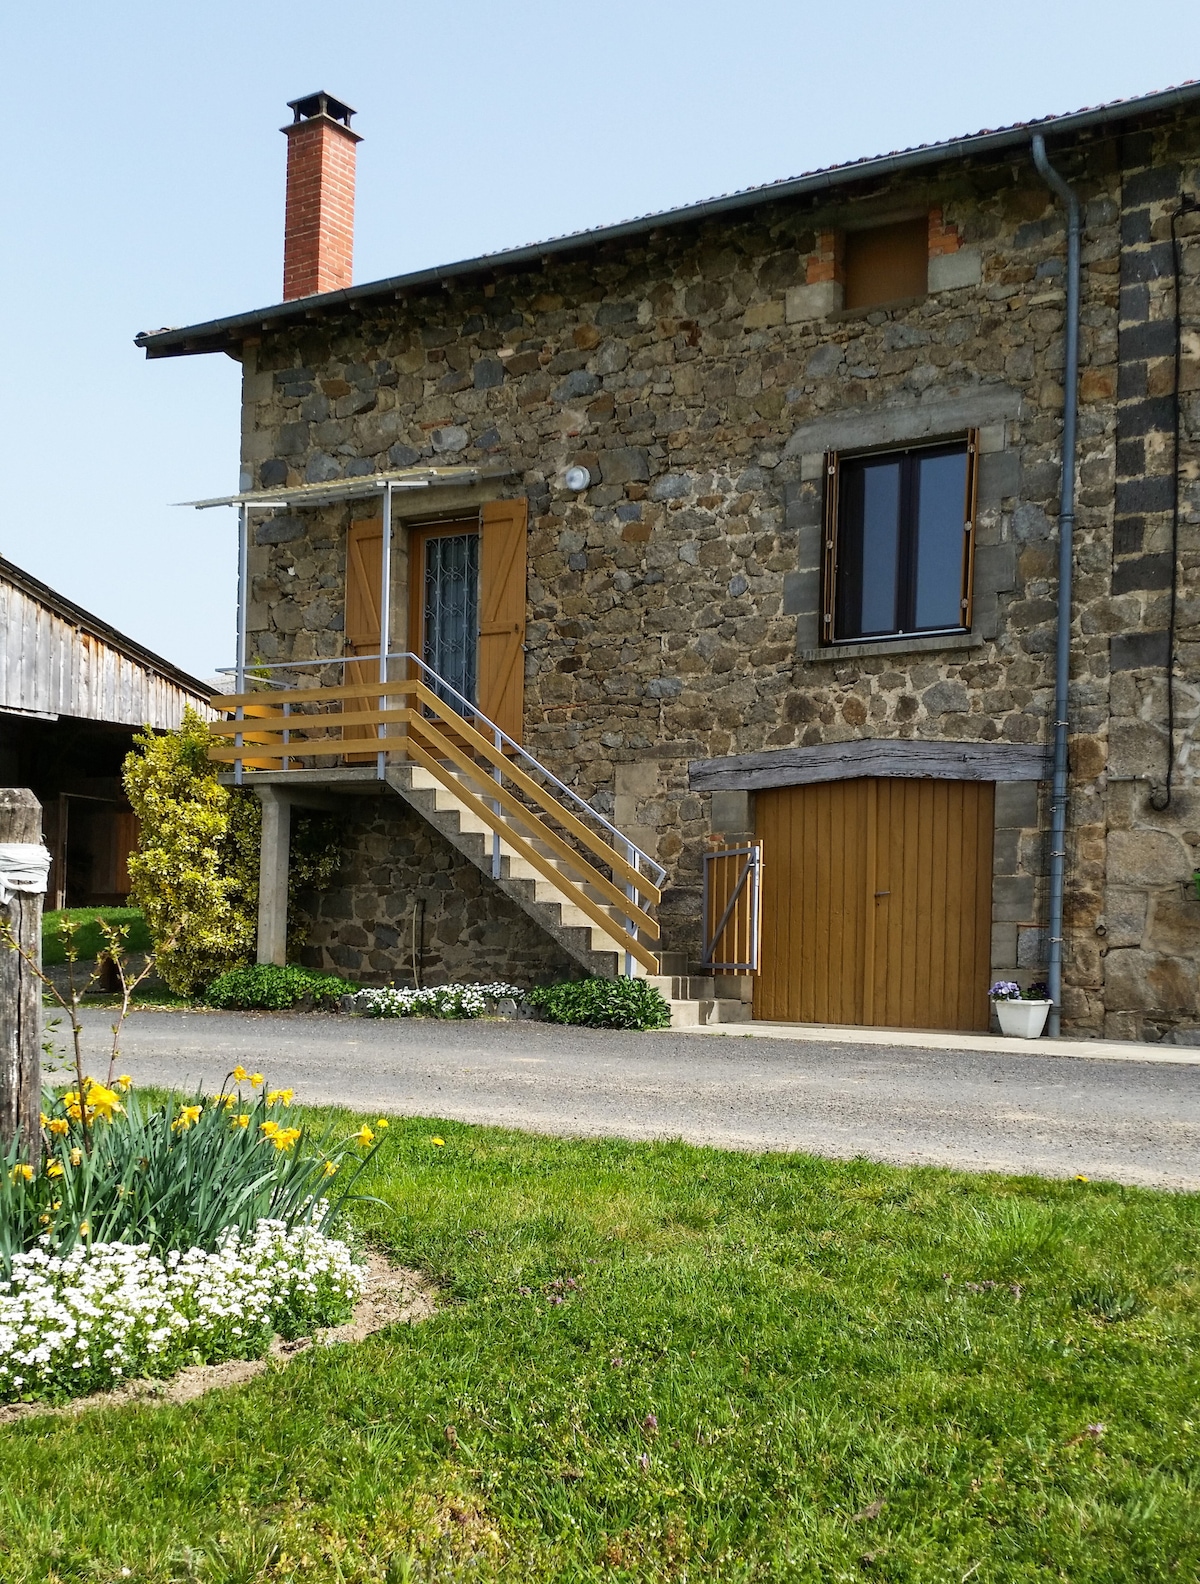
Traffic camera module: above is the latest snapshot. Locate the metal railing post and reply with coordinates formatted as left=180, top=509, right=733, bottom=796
left=377, top=484, right=393, bottom=781
left=234, top=501, right=249, bottom=786
left=492, top=725, right=503, bottom=880
left=624, top=840, right=638, bottom=978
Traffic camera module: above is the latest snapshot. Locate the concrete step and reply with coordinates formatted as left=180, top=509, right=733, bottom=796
left=385, top=763, right=627, bottom=978
left=667, top=998, right=754, bottom=1029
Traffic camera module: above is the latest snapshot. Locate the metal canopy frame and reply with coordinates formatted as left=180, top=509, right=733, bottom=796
left=188, top=464, right=512, bottom=784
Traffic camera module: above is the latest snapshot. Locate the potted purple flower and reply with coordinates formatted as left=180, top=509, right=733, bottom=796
left=990, top=980, right=1053, bottom=1039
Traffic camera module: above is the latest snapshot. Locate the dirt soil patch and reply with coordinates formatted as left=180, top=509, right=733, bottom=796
left=0, top=1253, right=435, bottom=1424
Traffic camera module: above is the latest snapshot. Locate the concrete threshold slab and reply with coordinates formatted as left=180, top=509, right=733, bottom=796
left=671, top=1019, right=1200, bottom=1065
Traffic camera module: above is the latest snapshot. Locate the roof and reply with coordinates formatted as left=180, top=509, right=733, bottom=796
left=136, top=80, right=1200, bottom=361
left=0, top=554, right=214, bottom=700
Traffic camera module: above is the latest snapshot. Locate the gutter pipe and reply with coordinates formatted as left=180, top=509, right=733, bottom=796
left=1031, top=133, right=1081, bottom=1039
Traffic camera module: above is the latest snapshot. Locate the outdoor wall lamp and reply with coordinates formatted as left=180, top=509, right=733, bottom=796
left=563, top=465, right=591, bottom=492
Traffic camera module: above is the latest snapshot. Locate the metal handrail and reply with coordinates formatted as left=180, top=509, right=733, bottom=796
left=212, top=650, right=667, bottom=887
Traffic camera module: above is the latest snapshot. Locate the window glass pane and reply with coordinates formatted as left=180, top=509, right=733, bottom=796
left=424, top=532, right=479, bottom=710
left=856, top=458, right=902, bottom=635
left=912, top=451, right=968, bottom=630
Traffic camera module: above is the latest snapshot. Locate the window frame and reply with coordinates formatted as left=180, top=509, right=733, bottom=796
left=821, top=431, right=979, bottom=647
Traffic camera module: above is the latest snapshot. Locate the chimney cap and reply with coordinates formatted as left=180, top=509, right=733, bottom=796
left=286, top=91, right=356, bottom=127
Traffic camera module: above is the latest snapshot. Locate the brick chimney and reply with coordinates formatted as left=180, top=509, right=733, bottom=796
left=281, top=91, right=361, bottom=301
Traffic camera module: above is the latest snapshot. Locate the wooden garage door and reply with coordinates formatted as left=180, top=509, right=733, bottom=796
left=755, top=777, right=994, bottom=1031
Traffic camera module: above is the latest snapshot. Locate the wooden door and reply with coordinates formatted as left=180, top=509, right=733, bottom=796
left=344, top=517, right=383, bottom=760
left=755, top=777, right=994, bottom=1031
left=478, top=498, right=528, bottom=744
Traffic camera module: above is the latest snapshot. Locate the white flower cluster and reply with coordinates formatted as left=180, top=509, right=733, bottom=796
left=0, top=1219, right=364, bottom=1404
left=348, top=982, right=524, bottom=1019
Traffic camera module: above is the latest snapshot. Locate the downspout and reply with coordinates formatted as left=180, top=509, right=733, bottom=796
left=1031, top=134, right=1081, bottom=1038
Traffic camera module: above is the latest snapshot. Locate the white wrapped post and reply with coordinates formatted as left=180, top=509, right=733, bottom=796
left=0, top=790, right=47, bottom=1156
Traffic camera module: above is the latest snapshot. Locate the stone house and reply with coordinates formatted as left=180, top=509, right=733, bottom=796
left=138, top=85, right=1200, bottom=1040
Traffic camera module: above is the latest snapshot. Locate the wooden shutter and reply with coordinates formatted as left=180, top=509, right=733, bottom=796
left=477, top=498, right=528, bottom=744
left=343, top=518, right=384, bottom=759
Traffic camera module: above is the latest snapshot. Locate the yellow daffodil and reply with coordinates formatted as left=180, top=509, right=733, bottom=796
left=48, top=1118, right=69, bottom=1137
left=231, top=1112, right=251, bottom=1129
left=222, top=1094, right=236, bottom=1109
left=322, top=1160, right=340, bottom=1177
left=83, top=1082, right=123, bottom=1123
left=38, top=1213, right=50, bottom=1226
left=46, top=1161, right=64, bottom=1179
left=353, top=1125, right=374, bottom=1148
left=10, top=1164, right=33, bottom=1183
left=115, top=1075, right=133, bottom=1092
left=259, top=1120, right=281, bottom=1140
left=39, top=1112, right=49, bottom=1128
left=266, top=1088, right=294, bottom=1106
left=249, top=1073, right=265, bottom=1088
left=271, top=1127, right=302, bottom=1153
left=69, top=1148, right=82, bottom=1167
left=231, top=1065, right=249, bottom=1083
left=375, top=1118, right=389, bottom=1130
left=172, top=1104, right=203, bottom=1133
left=1074, top=1174, right=1089, bottom=1183
left=79, top=1221, right=90, bottom=1237
left=430, top=1137, right=445, bottom=1147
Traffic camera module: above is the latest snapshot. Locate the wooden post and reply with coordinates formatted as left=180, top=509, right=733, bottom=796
left=0, top=789, right=45, bottom=1158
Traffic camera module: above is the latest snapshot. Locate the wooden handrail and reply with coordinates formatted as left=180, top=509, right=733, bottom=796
left=211, top=679, right=418, bottom=710
left=208, top=733, right=414, bottom=763
left=404, top=735, right=659, bottom=972
left=209, top=706, right=417, bottom=738
left=409, top=712, right=659, bottom=939
left=411, top=681, right=658, bottom=903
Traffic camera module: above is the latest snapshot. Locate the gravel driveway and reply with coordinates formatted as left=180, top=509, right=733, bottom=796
left=69, top=1008, right=1200, bottom=1189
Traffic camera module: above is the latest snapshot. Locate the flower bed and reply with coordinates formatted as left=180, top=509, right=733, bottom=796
left=0, top=1070, right=384, bottom=1405
left=347, top=982, right=524, bottom=1019
left=0, top=1220, right=362, bottom=1403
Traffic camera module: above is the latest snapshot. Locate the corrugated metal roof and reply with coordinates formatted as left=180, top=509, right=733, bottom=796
left=136, top=79, right=1200, bottom=360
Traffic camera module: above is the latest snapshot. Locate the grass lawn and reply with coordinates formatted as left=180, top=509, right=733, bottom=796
left=1, top=1113, right=1197, bottom=1581
left=42, top=907, right=152, bottom=966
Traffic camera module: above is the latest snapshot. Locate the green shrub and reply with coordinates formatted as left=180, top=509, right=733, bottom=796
left=42, top=908, right=152, bottom=967
left=528, top=976, right=672, bottom=1031
left=122, top=709, right=343, bottom=997
left=205, top=963, right=354, bottom=1011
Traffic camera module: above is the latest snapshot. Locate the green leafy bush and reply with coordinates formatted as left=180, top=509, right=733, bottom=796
left=528, top=976, right=672, bottom=1031
left=122, top=708, right=343, bottom=997
left=205, top=963, right=354, bottom=1011
left=42, top=908, right=153, bottom=967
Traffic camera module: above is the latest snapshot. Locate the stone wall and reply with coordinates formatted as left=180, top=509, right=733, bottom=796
left=295, top=794, right=580, bottom=988
left=237, top=114, right=1200, bottom=1035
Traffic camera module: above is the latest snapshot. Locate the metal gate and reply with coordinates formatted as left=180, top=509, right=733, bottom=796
left=702, top=842, right=763, bottom=973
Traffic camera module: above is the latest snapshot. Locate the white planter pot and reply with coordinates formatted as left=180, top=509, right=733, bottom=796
left=994, top=999, right=1052, bottom=1039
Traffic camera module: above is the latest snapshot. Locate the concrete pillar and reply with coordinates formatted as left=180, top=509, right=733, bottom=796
left=256, top=787, right=290, bottom=966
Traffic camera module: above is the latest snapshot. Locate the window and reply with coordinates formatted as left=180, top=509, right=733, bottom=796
left=843, top=217, right=928, bottom=311
left=822, top=435, right=978, bottom=644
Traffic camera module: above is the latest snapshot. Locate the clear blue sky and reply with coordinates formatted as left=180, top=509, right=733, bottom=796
left=3, top=0, right=1196, bottom=678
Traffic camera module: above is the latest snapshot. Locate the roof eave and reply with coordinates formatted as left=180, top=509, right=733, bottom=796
left=135, top=81, right=1200, bottom=361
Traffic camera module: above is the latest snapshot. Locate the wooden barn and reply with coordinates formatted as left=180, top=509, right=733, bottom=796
left=0, top=556, right=214, bottom=906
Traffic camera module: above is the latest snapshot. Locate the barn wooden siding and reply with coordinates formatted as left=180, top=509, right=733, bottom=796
left=0, top=565, right=213, bottom=730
